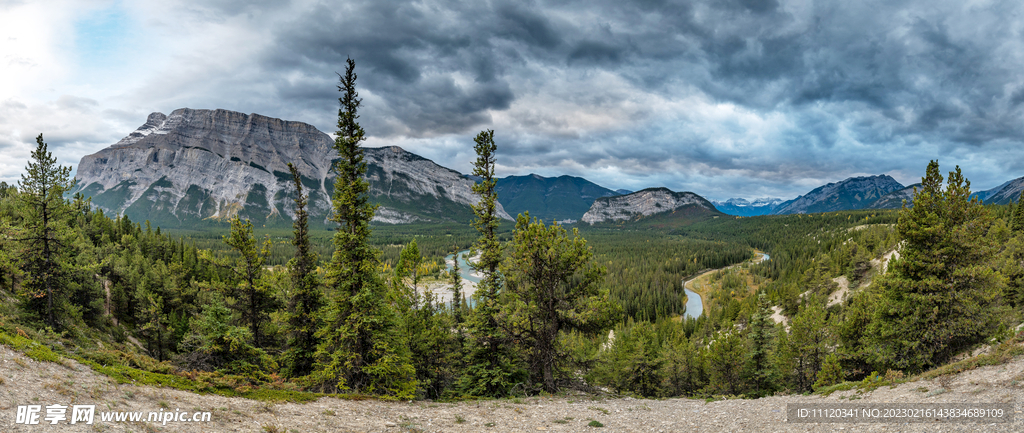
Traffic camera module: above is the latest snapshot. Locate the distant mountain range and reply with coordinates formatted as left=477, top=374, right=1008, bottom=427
left=72, top=108, right=1023, bottom=228
left=495, top=174, right=619, bottom=222
left=710, top=198, right=784, bottom=217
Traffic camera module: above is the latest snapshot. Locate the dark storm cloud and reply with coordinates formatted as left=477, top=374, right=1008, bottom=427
left=120, top=0, right=1024, bottom=199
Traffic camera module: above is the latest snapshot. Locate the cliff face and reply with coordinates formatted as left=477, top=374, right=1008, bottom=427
left=771, top=175, right=904, bottom=215
left=581, top=187, right=716, bottom=224
left=73, top=108, right=510, bottom=226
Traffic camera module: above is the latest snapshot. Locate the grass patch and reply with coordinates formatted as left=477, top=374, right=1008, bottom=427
left=917, top=340, right=1024, bottom=381
left=0, top=329, right=61, bottom=362
left=588, top=420, right=605, bottom=427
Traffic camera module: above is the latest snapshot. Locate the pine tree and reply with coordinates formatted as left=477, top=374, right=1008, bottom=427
left=448, top=246, right=464, bottom=324
left=17, top=134, right=76, bottom=329
left=744, top=292, right=777, bottom=396
left=866, top=161, right=1002, bottom=372
left=179, top=294, right=277, bottom=375
left=658, top=331, right=703, bottom=396
left=222, top=216, right=274, bottom=347
left=458, top=129, right=523, bottom=397
left=396, top=239, right=423, bottom=307
left=595, top=320, right=663, bottom=397
left=813, top=352, right=844, bottom=390
left=705, top=329, right=745, bottom=395
left=500, top=214, right=621, bottom=392
left=312, top=58, right=415, bottom=399
left=281, top=163, right=323, bottom=378
left=788, top=298, right=832, bottom=392
left=1011, top=190, right=1024, bottom=233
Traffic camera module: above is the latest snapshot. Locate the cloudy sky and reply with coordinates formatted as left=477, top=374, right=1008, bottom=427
left=3, top=0, right=1024, bottom=201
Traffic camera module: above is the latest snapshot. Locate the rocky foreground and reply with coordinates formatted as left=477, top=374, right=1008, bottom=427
left=1, top=344, right=1021, bottom=432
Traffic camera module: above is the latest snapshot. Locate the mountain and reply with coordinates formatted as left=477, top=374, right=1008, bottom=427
left=868, top=183, right=921, bottom=209
left=977, top=176, right=1024, bottom=205
left=581, top=187, right=720, bottom=224
left=72, top=108, right=511, bottom=227
left=614, top=189, right=633, bottom=195
left=711, top=197, right=784, bottom=216
left=871, top=175, right=1024, bottom=209
left=771, top=175, right=904, bottom=215
left=495, top=174, right=619, bottom=222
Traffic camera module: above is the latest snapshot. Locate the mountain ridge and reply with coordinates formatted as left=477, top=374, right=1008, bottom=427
left=771, top=175, right=904, bottom=215
left=495, top=174, right=619, bottom=222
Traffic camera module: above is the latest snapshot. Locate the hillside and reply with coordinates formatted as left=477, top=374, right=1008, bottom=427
left=983, top=176, right=1024, bottom=205
left=869, top=183, right=921, bottom=209
left=495, top=174, right=619, bottom=222
left=772, top=175, right=904, bottom=215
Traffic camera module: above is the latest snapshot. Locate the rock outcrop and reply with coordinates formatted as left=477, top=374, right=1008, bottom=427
left=73, top=108, right=510, bottom=226
left=581, top=187, right=716, bottom=224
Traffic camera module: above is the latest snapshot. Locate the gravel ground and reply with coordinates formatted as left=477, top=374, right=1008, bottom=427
left=1, top=344, right=1021, bottom=432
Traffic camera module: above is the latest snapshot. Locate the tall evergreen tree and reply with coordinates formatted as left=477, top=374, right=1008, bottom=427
left=866, top=161, right=1002, bottom=372
left=448, top=246, right=464, bottom=324
left=1011, top=190, right=1024, bottom=233
left=787, top=298, right=832, bottom=392
left=396, top=239, right=423, bottom=306
left=658, top=331, right=704, bottom=397
left=312, top=58, right=415, bottom=399
left=705, top=328, right=745, bottom=395
left=281, top=163, right=324, bottom=378
left=744, top=292, right=777, bottom=396
left=17, top=134, right=76, bottom=329
left=458, top=129, right=523, bottom=397
left=500, top=214, right=621, bottom=392
left=222, top=216, right=274, bottom=347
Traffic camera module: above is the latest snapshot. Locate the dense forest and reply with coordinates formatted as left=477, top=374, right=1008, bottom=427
left=3, top=63, right=1024, bottom=402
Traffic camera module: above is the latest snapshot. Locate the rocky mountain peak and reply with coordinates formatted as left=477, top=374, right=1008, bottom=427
left=73, top=108, right=509, bottom=227
left=581, top=187, right=716, bottom=224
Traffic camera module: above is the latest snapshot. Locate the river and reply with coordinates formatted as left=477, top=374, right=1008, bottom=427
left=445, top=250, right=479, bottom=283
left=682, top=251, right=769, bottom=320
left=446, top=249, right=770, bottom=320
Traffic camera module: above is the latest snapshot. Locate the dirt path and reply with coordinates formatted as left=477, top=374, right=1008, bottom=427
left=1, top=343, right=1021, bottom=432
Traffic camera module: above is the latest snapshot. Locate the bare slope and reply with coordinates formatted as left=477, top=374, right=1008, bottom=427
left=1, top=343, right=1021, bottom=432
